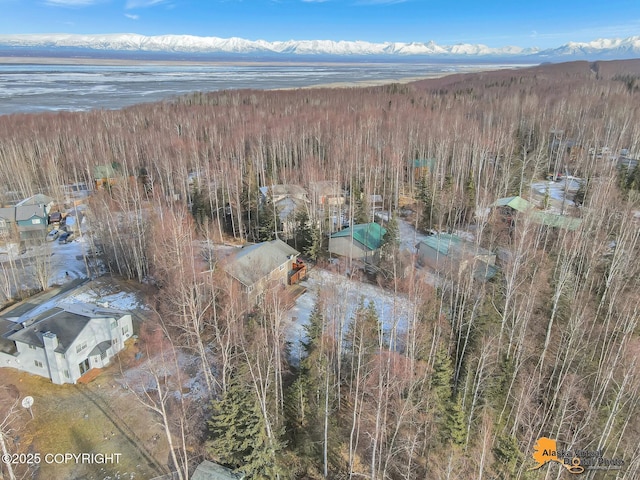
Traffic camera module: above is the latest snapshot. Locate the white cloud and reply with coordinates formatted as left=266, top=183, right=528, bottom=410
left=125, top=0, right=168, bottom=8
left=125, top=13, right=139, bottom=19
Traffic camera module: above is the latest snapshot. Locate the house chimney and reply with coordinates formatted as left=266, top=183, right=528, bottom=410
left=42, top=331, right=58, bottom=349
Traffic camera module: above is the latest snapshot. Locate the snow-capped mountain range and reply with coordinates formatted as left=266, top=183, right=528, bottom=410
left=0, top=33, right=639, bottom=60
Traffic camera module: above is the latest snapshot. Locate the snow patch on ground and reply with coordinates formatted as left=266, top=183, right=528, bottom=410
left=286, top=268, right=416, bottom=361
left=118, top=348, right=209, bottom=400
left=65, top=287, right=148, bottom=311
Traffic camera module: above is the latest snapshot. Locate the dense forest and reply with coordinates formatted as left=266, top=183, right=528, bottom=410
left=1, top=59, right=640, bottom=479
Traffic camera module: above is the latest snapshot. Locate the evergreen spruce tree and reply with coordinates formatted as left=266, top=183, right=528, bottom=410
left=351, top=181, right=370, bottom=225
left=293, top=209, right=312, bottom=253
left=304, top=224, right=323, bottom=261
left=430, top=345, right=454, bottom=409
left=380, top=214, right=400, bottom=278
left=207, top=376, right=260, bottom=469
left=418, top=175, right=437, bottom=231
left=257, top=195, right=277, bottom=241
left=445, top=395, right=467, bottom=446
left=464, top=174, right=476, bottom=223
left=493, top=433, right=523, bottom=478
left=207, top=374, right=287, bottom=479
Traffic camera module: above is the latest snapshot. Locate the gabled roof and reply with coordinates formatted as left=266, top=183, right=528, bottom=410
left=491, top=196, right=581, bottom=230
left=4, top=303, right=127, bottom=353
left=89, top=340, right=112, bottom=357
left=16, top=194, right=54, bottom=207
left=309, top=180, right=343, bottom=197
left=259, top=184, right=308, bottom=199
left=6, top=307, right=91, bottom=353
left=418, top=233, right=498, bottom=280
left=223, top=239, right=299, bottom=287
left=15, top=204, right=46, bottom=221
left=331, top=223, right=387, bottom=251
left=419, top=233, right=493, bottom=258
left=94, top=163, right=121, bottom=179
left=531, top=211, right=582, bottom=231
left=0, top=207, right=16, bottom=222
left=192, top=460, right=244, bottom=480
left=275, top=197, right=307, bottom=221
left=491, top=196, right=532, bottom=212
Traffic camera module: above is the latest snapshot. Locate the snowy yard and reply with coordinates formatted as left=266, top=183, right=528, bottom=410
left=285, top=268, right=417, bottom=360
left=530, top=177, right=583, bottom=212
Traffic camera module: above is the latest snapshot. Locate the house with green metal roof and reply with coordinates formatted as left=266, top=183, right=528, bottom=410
left=417, top=233, right=497, bottom=281
left=329, top=222, right=387, bottom=264
left=491, top=195, right=582, bottom=231
left=491, top=196, right=533, bottom=213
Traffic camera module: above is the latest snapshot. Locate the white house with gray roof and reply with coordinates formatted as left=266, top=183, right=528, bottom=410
left=0, top=303, right=133, bottom=384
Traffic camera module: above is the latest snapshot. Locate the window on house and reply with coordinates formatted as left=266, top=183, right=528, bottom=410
left=28, top=345, right=36, bottom=350
left=100, top=351, right=107, bottom=360
left=76, top=342, right=87, bottom=353
left=122, top=325, right=129, bottom=335
left=279, top=264, right=285, bottom=271
left=110, top=321, right=117, bottom=329
left=112, top=339, right=118, bottom=346
left=64, top=370, right=70, bottom=379
left=31, top=218, right=41, bottom=224
left=34, top=360, right=43, bottom=368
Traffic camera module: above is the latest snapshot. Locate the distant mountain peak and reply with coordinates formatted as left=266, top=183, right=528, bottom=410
left=0, top=33, right=639, bottom=60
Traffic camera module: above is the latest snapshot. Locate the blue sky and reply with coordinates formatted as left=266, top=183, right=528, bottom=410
left=1, top=0, right=639, bottom=48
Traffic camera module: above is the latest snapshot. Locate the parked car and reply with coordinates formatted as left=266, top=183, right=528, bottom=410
left=58, top=232, right=73, bottom=244
left=46, top=229, right=60, bottom=242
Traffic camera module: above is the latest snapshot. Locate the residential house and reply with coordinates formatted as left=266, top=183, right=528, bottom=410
left=406, top=157, right=436, bottom=184
left=191, top=460, right=245, bottom=480
left=0, top=303, right=133, bottom=385
left=221, top=239, right=300, bottom=304
left=308, top=180, right=347, bottom=233
left=490, top=195, right=582, bottom=231
left=15, top=204, right=48, bottom=242
left=260, top=184, right=308, bottom=205
left=329, top=222, right=387, bottom=264
left=0, top=194, right=55, bottom=243
left=93, top=162, right=136, bottom=190
left=0, top=207, right=16, bottom=239
left=16, top=194, right=55, bottom=213
left=259, top=184, right=310, bottom=238
left=309, top=180, right=345, bottom=207
left=417, top=233, right=497, bottom=281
